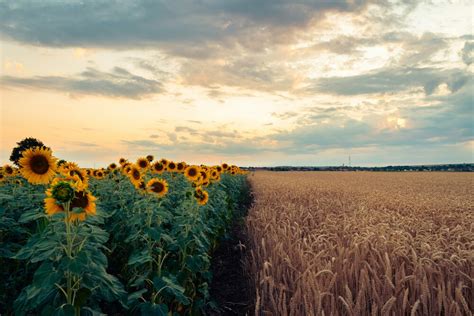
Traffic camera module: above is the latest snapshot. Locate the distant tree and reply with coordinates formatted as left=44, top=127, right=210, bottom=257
left=10, top=137, right=50, bottom=166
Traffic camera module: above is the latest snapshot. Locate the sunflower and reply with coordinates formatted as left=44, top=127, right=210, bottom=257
left=67, top=167, right=89, bottom=187
left=45, top=189, right=97, bottom=222
left=61, top=162, right=79, bottom=171
left=136, top=157, right=150, bottom=170
left=146, top=155, right=154, bottom=162
left=94, top=170, right=105, bottom=179
left=18, top=147, right=57, bottom=184
left=200, top=170, right=209, bottom=182
left=119, top=158, right=127, bottom=165
left=134, top=180, right=147, bottom=192
left=194, top=187, right=209, bottom=206
left=176, top=162, right=186, bottom=173
left=185, top=165, right=200, bottom=181
left=147, top=178, right=168, bottom=197
left=167, top=161, right=177, bottom=172
left=123, top=165, right=132, bottom=175
left=216, top=166, right=223, bottom=173
left=152, top=162, right=165, bottom=174
left=222, top=163, right=229, bottom=171
left=128, top=166, right=142, bottom=186
left=3, top=164, right=15, bottom=175
left=159, top=158, right=168, bottom=167
left=108, top=163, right=117, bottom=170
left=0, top=173, right=5, bottom=182
left=210, top=170, right=218, bottom=179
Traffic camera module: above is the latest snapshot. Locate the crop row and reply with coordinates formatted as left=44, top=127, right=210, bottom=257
left=0, top=147, right=249, bottom=315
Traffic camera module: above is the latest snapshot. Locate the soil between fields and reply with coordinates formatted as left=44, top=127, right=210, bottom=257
left=206, top=218, right=255, bottom=316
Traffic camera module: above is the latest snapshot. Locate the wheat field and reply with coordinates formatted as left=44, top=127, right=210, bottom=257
left=246, top=171, right=473, bottom=316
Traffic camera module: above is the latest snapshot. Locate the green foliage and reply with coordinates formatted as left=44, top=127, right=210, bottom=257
left=0, top=170, right=249, bottom=315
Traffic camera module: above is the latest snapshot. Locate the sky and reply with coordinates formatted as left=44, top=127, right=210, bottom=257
left=0, top=0, right=473, bottom=167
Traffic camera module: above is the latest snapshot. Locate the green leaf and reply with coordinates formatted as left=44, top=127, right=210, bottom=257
left=52, top=304, right=75, bottom=316
left=127, top=249, right=152, bottom=266
left=146, top=227, right=162, bottom=241
left=139, top=302, right=168, bottom=316
left=18, top=207, right=45, bottom=223
left=127, top=288, right=148, bottom=304
left=73, top=288, right=91, bottom=308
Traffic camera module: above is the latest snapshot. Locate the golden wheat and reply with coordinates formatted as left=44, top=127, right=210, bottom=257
left=246, top=171, right=473, bottom=316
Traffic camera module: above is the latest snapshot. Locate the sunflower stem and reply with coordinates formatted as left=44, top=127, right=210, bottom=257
left=63, top=201, right=75, bottom=310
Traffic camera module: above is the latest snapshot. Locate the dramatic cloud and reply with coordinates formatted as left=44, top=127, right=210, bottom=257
left=1, top=0, right=471, bottom=166
left=273, top=78, right=473, bottom=153
left=0, top=0, right=371, bottom=49
left=311, top=67, right=470, bottom=96
left=0, top=67, right=163, bottom=99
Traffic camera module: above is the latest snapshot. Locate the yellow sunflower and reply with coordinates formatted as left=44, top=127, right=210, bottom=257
left=94, top=169, right=105, bottom=179
left=19, top=147, right=57, bottom=184
left=108, top=163, right=118, bottom=170
left=146, top=155, right=154, bottom=162
left=128, top=166, right=142, bottom=186
left=134, top=180, right=147, bottom=192
left=176, top=162, right=186, bottom=173
left=210, top=170, right=219, bottom=180
left=3, top=164, right=14, bottom=176
left=222, top=163, right=229, bottom=171
left=194, top=187, right=209, bottom=206
left=136, top=157, right=150, bottom=170
left=123, top=165, right=132, bottom=175
left=200, top=170, right=209, bottom=182
left=152, top=162, right=165, bottom=174
left=119, top=158, right=127, bottom=165
left=146, top=178, right=168, bottom=197
left=67, top=167, right=89, bottom=187
left=61, top=162, right=79, bottom=172
left=159, top=158, right=168, bottom=167
left=167, top=161, right=177, bottom=172
left=184, top=165, right=200, bottom=182
left=45, top=191, right=97, bottom=222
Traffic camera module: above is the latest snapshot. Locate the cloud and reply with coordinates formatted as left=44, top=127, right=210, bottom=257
left=0, top=67, right=163, bottom=99
left=310, top=67, right=470, bottom=96
left=180, top=56, right=299, bottom=91
left=0, top=1, right=372, bottom=49
left=461, top=41, right=474, bottom=65
left=274, top=78, right=473, bottom=153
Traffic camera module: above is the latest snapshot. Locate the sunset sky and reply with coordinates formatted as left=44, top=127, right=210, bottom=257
left=1, top=0, right=472, bottom=167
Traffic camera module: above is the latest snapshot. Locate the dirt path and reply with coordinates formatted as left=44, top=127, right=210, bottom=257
left=206, top=218, right=254, bottom=316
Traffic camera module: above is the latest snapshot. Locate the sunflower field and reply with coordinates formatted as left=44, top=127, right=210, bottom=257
left=0, top=146, right=249, bottom=315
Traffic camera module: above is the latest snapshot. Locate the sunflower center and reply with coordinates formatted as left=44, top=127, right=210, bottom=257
left=30, top=155, right=49, bottom=174
left=52, top=182, right=75, bottom=202
left=139, top=161, right=148, bottom=168
left=188, top=168, right=197, bottom=177
left=6, top=166, right=14, bottom=174
left=132, top=169, right=141, bottom=180
left=71, top=191, right=89, bottom=209
left=151, top=182, right=164, bottom=193
left=70, top=170, right=84, bottom=181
